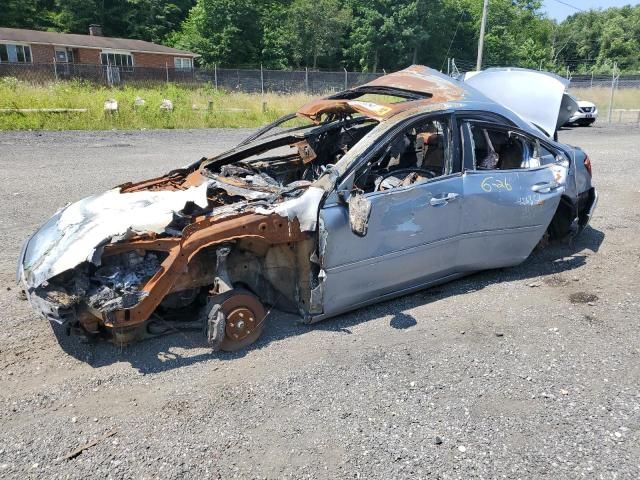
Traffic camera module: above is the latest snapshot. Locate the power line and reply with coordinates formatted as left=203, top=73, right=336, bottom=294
left=551, top=0, right=585, bottom=13
left=441, top=10, right=466, bottom=71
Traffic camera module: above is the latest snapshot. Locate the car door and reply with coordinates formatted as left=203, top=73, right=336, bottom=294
left=318, top=114, right=465, bottom=317
left=457, top=119, right=566, bottom=271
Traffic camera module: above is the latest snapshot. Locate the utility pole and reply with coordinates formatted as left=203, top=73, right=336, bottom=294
left=476, top=0, right=489, bottom=71
left=607, top=62, right=618, bottom=124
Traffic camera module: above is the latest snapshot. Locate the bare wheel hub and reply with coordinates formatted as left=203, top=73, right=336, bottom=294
left=215, top=291, right=266, bottom=351
left=225, top=306, right=256, bottom=341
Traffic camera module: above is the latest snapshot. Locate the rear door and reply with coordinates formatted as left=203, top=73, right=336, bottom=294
left=457, top=120, right=566, bottom=271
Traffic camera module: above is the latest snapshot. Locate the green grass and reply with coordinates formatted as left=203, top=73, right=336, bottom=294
left=2, top=79, right=639, bottom=130
left=0, top=78, right=314, bottom=130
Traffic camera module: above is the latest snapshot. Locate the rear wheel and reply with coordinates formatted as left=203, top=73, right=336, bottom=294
left=548, top=199, right=577, bottom=241
left=204, top=289, right=266, bottom=352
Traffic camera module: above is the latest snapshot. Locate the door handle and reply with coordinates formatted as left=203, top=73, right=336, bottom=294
left=531, top=182, right=560, bottom=193
left=429, top=193, right=459, bottom=206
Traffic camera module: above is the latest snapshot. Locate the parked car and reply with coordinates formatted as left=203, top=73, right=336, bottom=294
left=565, top=95, right=598, bottom=126
left=17, top=66, right=598, bottom=351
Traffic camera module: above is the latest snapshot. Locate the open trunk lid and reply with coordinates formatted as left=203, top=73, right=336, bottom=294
left=464, top=68, right=569, bottom=137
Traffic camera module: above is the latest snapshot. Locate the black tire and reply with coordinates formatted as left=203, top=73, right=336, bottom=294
left=548, top=201, right=574, bottom=240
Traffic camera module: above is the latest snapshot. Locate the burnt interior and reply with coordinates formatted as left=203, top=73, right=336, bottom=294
left=202, top=116, right=377, bottom=194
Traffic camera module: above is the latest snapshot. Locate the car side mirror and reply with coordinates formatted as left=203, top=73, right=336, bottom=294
left=347, top=192, right=372, bottom=237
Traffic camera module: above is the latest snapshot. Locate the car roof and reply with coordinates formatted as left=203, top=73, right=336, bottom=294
left=297, top=65, right=558, bottom=140
left=297, top=65, right=475, bottom=122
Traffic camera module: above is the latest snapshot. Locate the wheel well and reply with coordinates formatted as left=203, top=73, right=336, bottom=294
left=548, top=195, right=576, bottom=240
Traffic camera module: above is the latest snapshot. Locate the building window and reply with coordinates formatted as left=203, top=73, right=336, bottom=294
left=174, top=57, right=193, bottom=70
left=54, top=47, right=74, bottom=63
left=0, top=44, right=32, bottom=63
left=100, top=51, right=134, bottom=71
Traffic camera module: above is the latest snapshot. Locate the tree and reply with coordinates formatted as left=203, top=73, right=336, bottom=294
left=449, top=0, right=552, bottom=68
left=285, top=0, right=351, bottom=68
left=170, top=0, right=261, bottom=66
left=1, top=0, right=638, bottom=74
left=126, top=0, right=196, bottom=43
left=346, top=0, right=392, bottom=72
left=555, top=5, right=640, bottom=73
left=259, top=0, right=295, bottom=69
left=2, top=0, right=56, bottom=30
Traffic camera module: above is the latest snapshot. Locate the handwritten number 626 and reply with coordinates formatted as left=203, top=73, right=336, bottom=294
left=481, top=176, right=512, bottom=193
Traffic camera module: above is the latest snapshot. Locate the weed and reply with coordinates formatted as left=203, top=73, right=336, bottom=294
left=0, top=80, right=313, bottom=130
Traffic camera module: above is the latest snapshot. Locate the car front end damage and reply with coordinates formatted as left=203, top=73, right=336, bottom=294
left=17, top=83, right=393, bottom=348
left=17, top=154, right=334, bottom=348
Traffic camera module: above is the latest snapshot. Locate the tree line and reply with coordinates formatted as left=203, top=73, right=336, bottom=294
left=3, top=0, right=639, bottom=73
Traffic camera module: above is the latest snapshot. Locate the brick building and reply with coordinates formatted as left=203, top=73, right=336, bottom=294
left=0, top=26, right=198, bottom=70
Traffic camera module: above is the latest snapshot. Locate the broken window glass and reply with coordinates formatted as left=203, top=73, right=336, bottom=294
left=100, top=52, right=134, bottom=71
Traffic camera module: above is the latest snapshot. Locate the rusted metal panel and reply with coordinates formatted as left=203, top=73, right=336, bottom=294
left=297, top=66, right=465, bottom=123
left=294, top=140, right=317, bottom=164
left=118, top=168, right=206, bottom=192
left=297, top=99, right=394, bottom=123
left=108, top=213, right=308, bottom=327
left=360, top=65, right=464, bottom=102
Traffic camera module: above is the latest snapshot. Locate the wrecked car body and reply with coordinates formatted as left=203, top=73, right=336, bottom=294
left=18, top=65, right=598, bottom=351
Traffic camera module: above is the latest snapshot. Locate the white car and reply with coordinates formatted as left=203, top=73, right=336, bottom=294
left=566, top=96, right=597, bottom=126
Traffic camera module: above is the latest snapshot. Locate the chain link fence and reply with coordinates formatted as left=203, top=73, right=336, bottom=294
left=0, top=62, right=384, bottom=95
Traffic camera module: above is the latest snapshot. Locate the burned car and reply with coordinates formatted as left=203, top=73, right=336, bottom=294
left=18, top=66, right=598, bottom=351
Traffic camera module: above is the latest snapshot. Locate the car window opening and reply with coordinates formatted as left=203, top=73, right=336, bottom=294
left=353, top=117, right=451, bottom=193
left=469, top=125, right=556, bottom=171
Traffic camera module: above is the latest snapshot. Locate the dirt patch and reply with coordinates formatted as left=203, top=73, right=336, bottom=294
left=582, top=313, right=602, bottom=325
left=162, top=399, right=191, bottom=414
left=569, top=292, right=599, bottom=304
left=544, top=275, right=570, bottom=287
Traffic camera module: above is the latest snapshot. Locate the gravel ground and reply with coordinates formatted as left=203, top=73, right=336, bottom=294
left=0, top=125, right=638, bottom=479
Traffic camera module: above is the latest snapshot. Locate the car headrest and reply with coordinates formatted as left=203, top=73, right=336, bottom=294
left=417, top=132, right=442, bottom=147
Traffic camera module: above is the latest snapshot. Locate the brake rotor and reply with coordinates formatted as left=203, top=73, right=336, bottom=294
left=219, top=292, right=266, bottom=351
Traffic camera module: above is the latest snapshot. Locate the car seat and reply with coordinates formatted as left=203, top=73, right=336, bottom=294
left=497, top=138, right=525, bottom=169
left=420, top=133, right=445, bottom=175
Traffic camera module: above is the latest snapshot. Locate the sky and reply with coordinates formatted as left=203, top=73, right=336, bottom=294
left=542, top=0, right=640, bottom=21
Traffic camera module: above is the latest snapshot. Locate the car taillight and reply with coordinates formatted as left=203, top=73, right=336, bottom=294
left=584, top=155, right=592, bottom=177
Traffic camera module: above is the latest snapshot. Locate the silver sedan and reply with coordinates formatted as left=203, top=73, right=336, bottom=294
left=18, top=66, right=598, bottom=351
